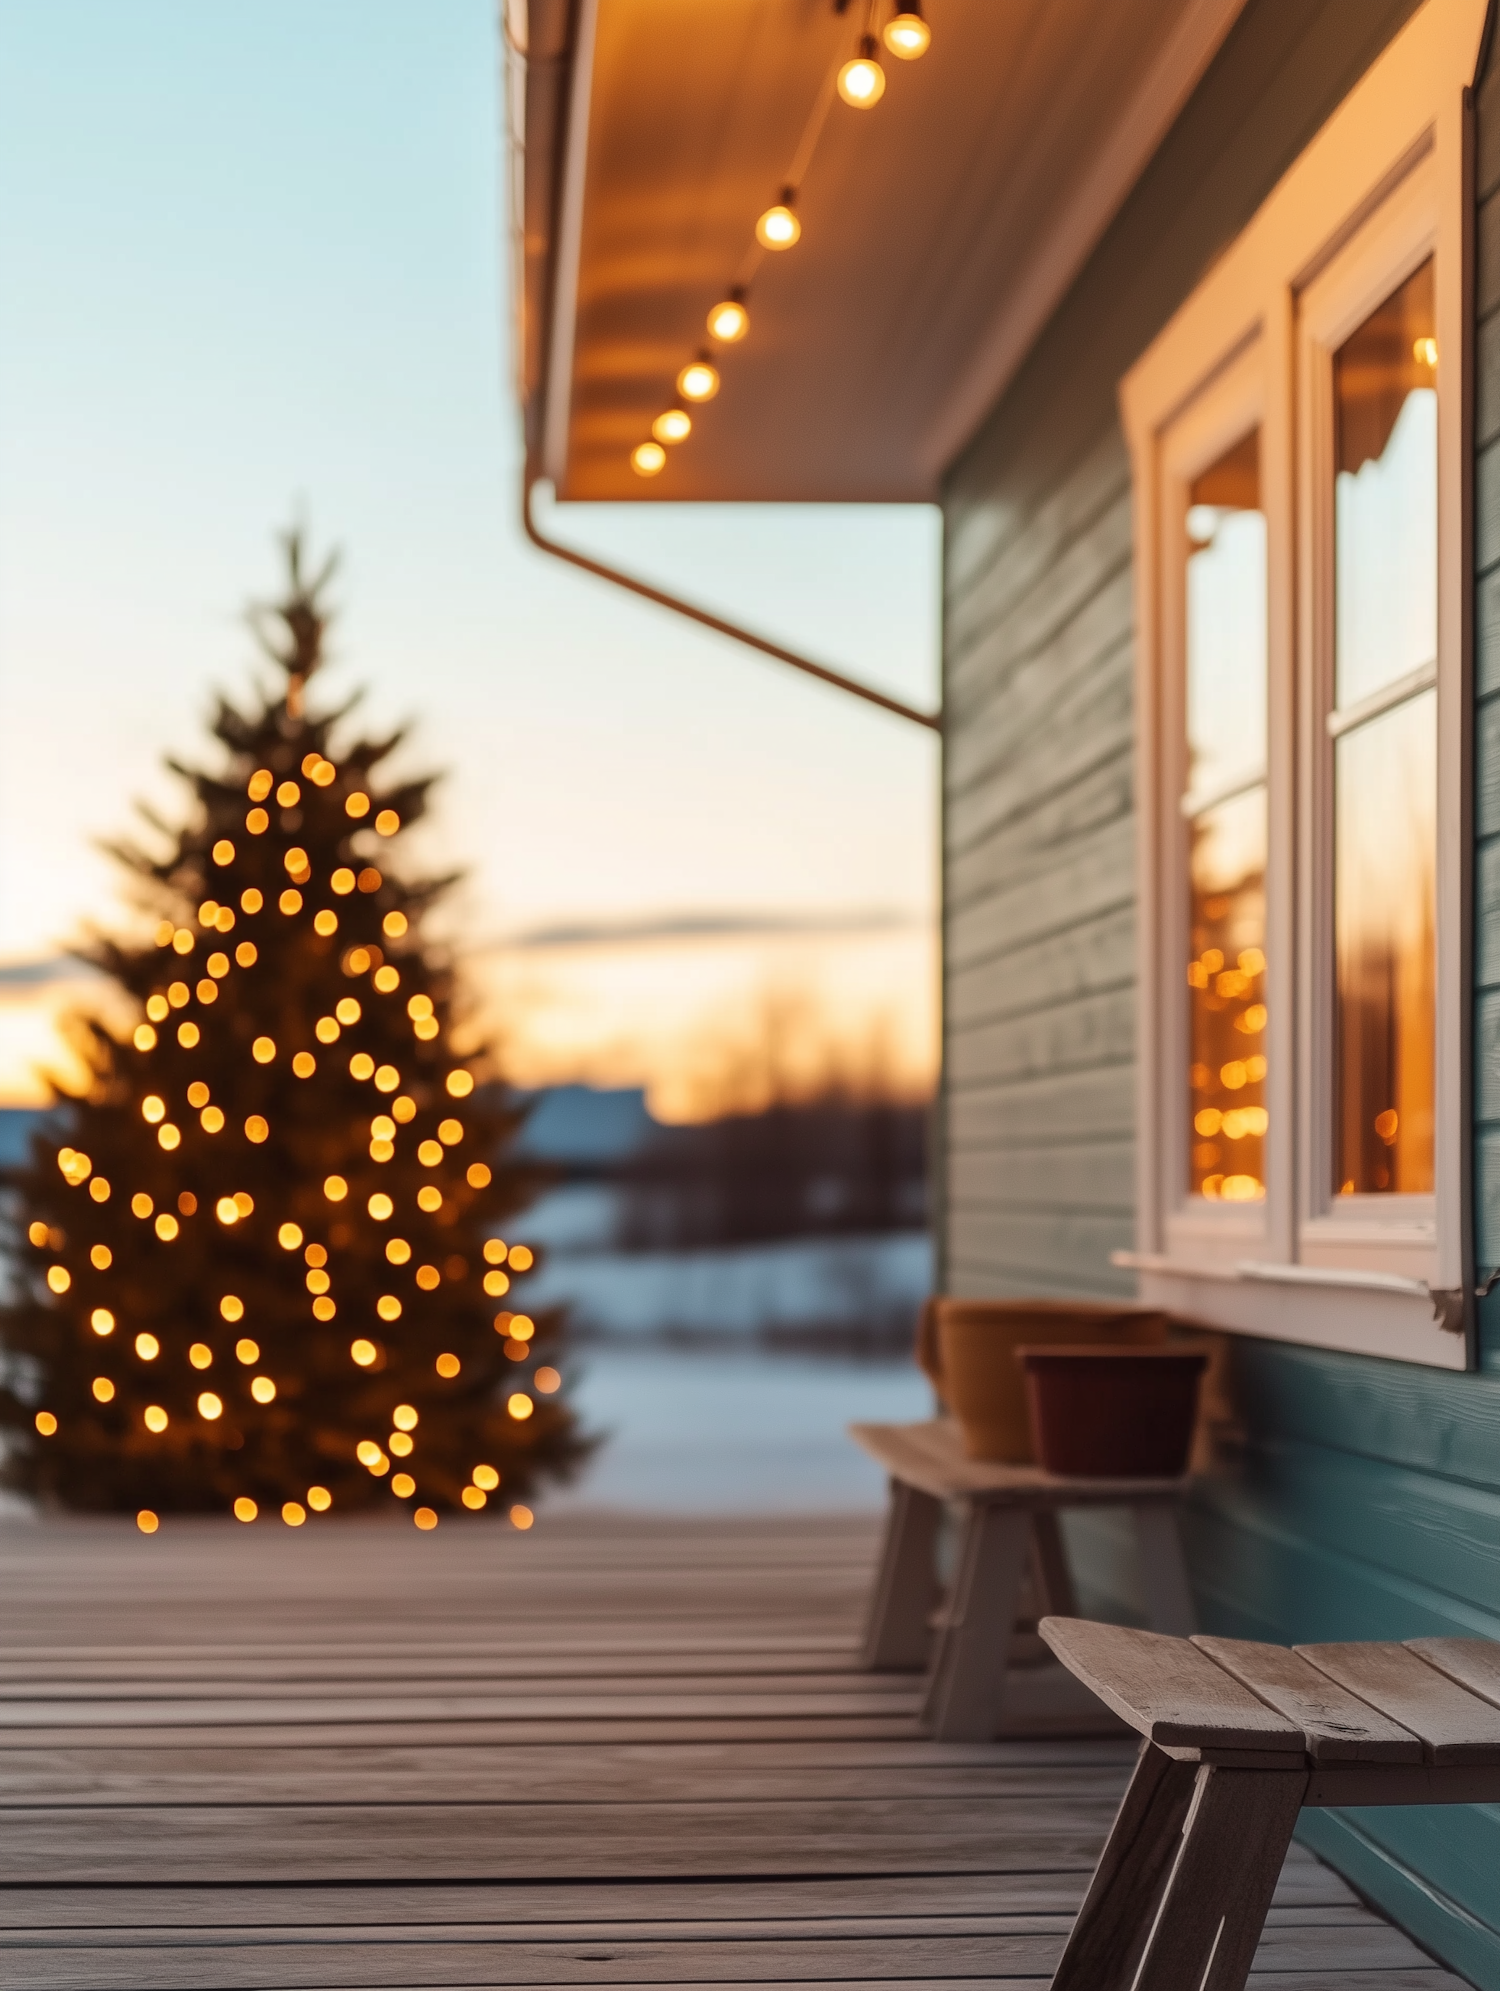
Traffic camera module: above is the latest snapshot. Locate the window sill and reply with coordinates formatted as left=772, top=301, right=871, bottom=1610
left=1110, top=1251, right=1467, bottom=1368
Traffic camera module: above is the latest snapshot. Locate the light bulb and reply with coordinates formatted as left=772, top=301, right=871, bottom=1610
left=631, top=441, right=666, bottom=477
left=884, top=7, right=930, bottom=59
left=707, top=296, right=749, bottom=342
left=838, top=38, right=885, bottom=107
left=756, top=199, right=800, bottom=250
left=676, top=359, right=720, bottom=403
left=652, top=408, right=692, bottom=444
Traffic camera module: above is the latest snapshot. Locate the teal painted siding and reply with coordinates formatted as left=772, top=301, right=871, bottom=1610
left=939, top=0, right=1500, bottom=1982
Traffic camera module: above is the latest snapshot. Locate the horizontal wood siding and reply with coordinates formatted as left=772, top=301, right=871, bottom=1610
left=938, top=0, right=1500, bottom=1981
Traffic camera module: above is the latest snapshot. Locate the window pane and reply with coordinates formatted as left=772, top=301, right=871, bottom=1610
left=1186, top=430, right=1265, bottom=805
left=1334, top=688, right=1435, bottom=1195
left=1188, top=786, right=1267, bottom=1202
left=1334, top=259, right=1436, bottom=710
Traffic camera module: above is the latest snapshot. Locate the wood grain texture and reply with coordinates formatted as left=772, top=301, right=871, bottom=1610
left=1193, top=1637, right=1422, bottom=1764
left=1038, top=1619, right=1303, bottom=1752
left=0, top=1513, right=1458, bottom=1991
left=1293, top=1644, right=1500, bottom=1764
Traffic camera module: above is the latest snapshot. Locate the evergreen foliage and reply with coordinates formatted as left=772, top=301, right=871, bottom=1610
left=0, top=536, right=583, bottom=1524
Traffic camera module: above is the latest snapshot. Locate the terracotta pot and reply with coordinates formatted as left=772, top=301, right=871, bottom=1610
left=1017, top=1345, right=1208, bottom=1479
left=930, top=1300, right=1167, bottom=1462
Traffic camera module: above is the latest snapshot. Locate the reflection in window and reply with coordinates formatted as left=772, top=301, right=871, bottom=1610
left=1184, top=431, right=1267, bottom=1201
left=1332, top=260, right=1436, bottom=1195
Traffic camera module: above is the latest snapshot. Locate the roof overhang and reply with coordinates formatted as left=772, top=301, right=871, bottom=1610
left=516, top=0, right=1248, bottom=504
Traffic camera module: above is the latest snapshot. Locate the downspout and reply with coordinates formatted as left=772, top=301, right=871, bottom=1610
left=521, top=476, right=942, bottom=732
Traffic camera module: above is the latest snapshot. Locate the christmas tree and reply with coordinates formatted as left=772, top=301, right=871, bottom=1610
left=0, top=535, right=584, bottom=1529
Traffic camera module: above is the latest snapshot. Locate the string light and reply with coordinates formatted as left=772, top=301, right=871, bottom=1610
left=35, top=1411, right=57, bottom=1436
left=707, top=293, right=749, bottom=342
left=234, top=1496, right=257, bottom=1522
left=884, top=5, right=930, bottom=59
left=756, top=191, right=800, bottom=249
left=137, top=1510, right=159, bottom=1534
left=651, top=409, right=692, bottom=444
left=838, top=36, right=885, bottom=106
left=676, top=358, right=720, bottom=403
left=631, top=442, right=666, bottom=477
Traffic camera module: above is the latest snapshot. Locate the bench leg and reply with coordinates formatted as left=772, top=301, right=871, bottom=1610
left=1048, top=1741, right=1200, bottom=1991
left=861, top=1479, right=942, bottom=1670
left=1030, top=1509, right=1076, bottom=1619
left=1130, top=1763, right=1307, bottom=1991
left=1136, top=1503, right=1195, bottom=1636
left=922, top=1500, right=1028, bottom=1739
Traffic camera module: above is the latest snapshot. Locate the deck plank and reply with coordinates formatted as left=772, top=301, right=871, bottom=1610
left=0, top=1514, right=1465, bottom=1991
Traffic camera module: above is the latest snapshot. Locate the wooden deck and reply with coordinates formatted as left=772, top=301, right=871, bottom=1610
left=0, top=1511, right=1467, bottom=1988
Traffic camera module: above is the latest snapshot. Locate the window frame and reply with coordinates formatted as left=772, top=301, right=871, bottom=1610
left=1119, top=0, right=1480, bottom=1369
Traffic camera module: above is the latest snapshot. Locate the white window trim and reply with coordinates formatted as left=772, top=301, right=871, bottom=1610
left=1118, top=0, right=1483, bottom=1370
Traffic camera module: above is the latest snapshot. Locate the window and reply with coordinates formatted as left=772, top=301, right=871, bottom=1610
left=1121, top=0, right=1479, bottom=1368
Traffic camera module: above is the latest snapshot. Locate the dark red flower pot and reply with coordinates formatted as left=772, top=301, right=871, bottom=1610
left=1016, top=1345, right=1208, bottom=1478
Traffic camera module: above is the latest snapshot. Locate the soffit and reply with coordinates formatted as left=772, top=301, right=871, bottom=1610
left=548, top=0, right=1246, bottom=502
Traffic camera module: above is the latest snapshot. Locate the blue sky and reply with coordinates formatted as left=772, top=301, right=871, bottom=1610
left=0, top=0, right=939, bottom=1111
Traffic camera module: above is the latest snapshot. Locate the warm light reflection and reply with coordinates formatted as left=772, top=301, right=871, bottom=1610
left=1333, top=260, right=1436, bottom=1196
left=1183, top=429, right=1267, bottom=1201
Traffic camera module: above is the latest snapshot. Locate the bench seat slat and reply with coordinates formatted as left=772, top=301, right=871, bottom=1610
left=1192, top=1637, right=1421, bottom=1764
left=848, top=1423, right=1186, bottom=1505
left=1039, top=1618, right=1303, bottom=1752
left=1294, top=1643, right=1500, bottom=1764
left=1404, top=1639, right=1500, bottom=1719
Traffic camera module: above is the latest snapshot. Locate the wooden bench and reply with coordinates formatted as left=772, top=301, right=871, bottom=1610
left=850, top=1419, right=1194, bottom=1739
left=1039, top=1614, right=1500, bottom=1991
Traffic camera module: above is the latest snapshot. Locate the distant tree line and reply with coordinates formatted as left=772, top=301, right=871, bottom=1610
left=614, top=1095, right=928, bottom=1252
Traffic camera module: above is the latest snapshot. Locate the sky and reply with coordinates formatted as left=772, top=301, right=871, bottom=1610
left=0, top=0, right=940, bottom=1118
